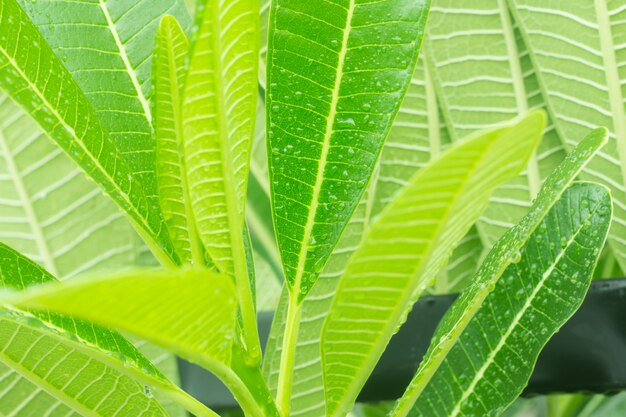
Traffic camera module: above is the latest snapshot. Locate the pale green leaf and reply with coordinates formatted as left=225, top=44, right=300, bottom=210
left=183, top=0, right=259, bottom=275
left=0, top=0, right=178, bottom=266
left=0, top=243, right=216, bottom=417
left=248, top=95, right=283, bottom=280
left=399, top=182, right=611, bottom=417
left=0, top=93, right=135, bottom=278
left=509, top=0, right=626, bottom=271
left=391, top=128, right=609, bottom=417
left=153, top=15, right=201, bottom=265
left=426, top=0, right=565, bottom=248
left=267, top=0, right=430, bottom=299
left=17, top=0, right=191, bottom=207
left=321, top=111, right=546, bottom=417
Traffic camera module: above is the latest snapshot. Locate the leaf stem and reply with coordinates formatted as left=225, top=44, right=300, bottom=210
left=276, top=291, right=302, bottom=415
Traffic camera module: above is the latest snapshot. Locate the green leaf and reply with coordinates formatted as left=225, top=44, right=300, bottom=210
left=425, top=0, right=565, bottom=248
left=320, top=111, right=546, bottom=417
left=0, top=0, right=178, bottom=266
left=17, top=0, right=191, bottom=207
left=0, top=243, right=216, bottom=417
left=267, top=0, right=430, bottom=300
left=153, top=15, right=202, bottom=265
left=183, top=0, right=259, bottom=274
left=399, top=183, right=611, bottom=417
left=509, top=0, right=626, bottom=271
left=391, top=128, right=609, bottom=417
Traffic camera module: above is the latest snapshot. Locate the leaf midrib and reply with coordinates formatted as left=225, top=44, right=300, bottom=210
left=0, top=127, right=58, bottom=276
left=98, top=0, right=152, bottom=124
left=448, top=196, right=604, bottom=417
left=293, top=0, right=356, bottom=296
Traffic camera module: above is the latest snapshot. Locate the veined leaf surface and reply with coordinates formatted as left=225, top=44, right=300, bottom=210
left=0, top=93, right=135, bottom=278
left=398, top=183, right=611, bottom=417
left=392, top=128, right=609, bottom=417
left=267, top=0, right=430, bottom=300
left=154, top=16, right=199, bottom=264
left=0, top=0, right=178, bottom=265
left=17, top=0, right=191, bottom=203
left=426, top=0, right=565, bottom=248
left=0, top=243, right=214, bottom=417
left=0, top=93, right=186, bottom=415
left=509, top=0, right=626, bottom=271
left=183, top=0, right=259, bottom=274
left=321, top=111, right=545, bottom=417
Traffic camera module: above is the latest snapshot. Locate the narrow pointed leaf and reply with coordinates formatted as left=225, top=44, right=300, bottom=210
left=17, top=0, right=191, bottom=204
left=267, top=0, right=430, bottom=300
left=509, top=0, right=626, bottom=271
left=392, top=128, right=609, bottom=417
left=154, top=16, right=198, bottom=264
left=183, top=0, right=259, bottom=275
left=321, top=111, right=545, bottom=417
left=0, top=243, right=216, bottom=417
left=0, top=0, right=178, bottom=265
left=399, top=183, right=611, bottom=417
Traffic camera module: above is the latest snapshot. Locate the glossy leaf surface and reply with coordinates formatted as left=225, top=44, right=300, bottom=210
left=392, top=128, right=609, bottom=417
left=17, top=0, right=191, bottom=204
left=0, top=0, right=178, bottom=265
left=403, top=182, right=611, bottom=417
left=321, top=111, right=545, bottom=417
left=267, top=0, right=430, bottom=300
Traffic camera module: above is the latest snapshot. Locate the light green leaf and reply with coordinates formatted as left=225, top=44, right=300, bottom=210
left=0, top=0, right=178, bottom=266
left=153, top=15, right=202, bottom=265
left=509, top=0, right=626, bottom=271
left=0, top=262, right=282, bottom=417
left=426, top=0, right=565, bottom=248
left=183, top=0, right=259, bottom=275
left=391, top=128, right=609, bottom=417
left=267, top=0, right=430, bottom=300
left=321, top=111, right=546, bottom=417
left=182, top=0, right=262, bottom=364
left=17, top=0, right=191, bottom=207
left=400, top=182, right=611, bottom=417
left=0, top=243, right=216, bottom=417
left=2, top=268, right=237, bottom=371
left=435, top=225, right=483, bottom=294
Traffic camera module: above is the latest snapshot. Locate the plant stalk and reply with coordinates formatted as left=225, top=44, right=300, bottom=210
left=276, top=291, right=302, bottom=416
